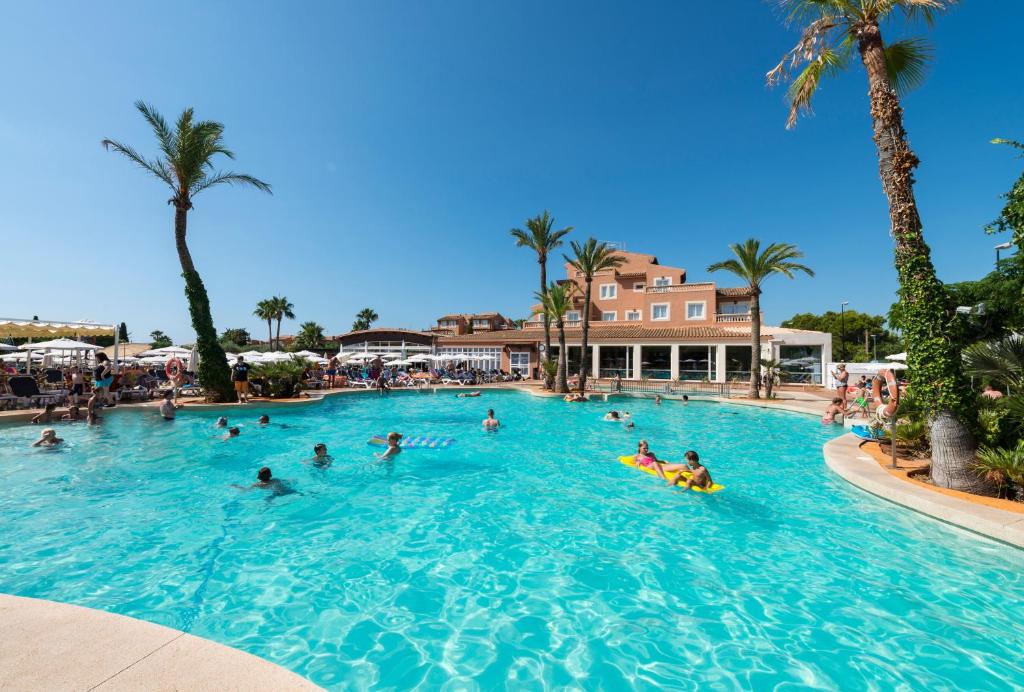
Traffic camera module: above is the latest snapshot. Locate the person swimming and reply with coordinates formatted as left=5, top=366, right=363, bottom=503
left=682, top=395, right=689, bottom=406
left=482, top=409, right=500, bottom=429
left=32, top=428, right=63, bottom=447
left=235, top=467, right=294, bottom=496
left=215, top=416, right=228, bottom=428
left=31, top=403, right=57, bottom=424
left=376, top=432, right=402, bottom=460
left=654, top=395, right=662, bottom=406
left=258, top=415, right=270, bottom=425
left=310, top=443, right=333, bottom=468
left=223, top=426, right=241, bottom=440
left=457, top=391, right=481, bottom=398
left=605, top=410, right=621, bottom=421
left=668, top=450, right=713, bottom=491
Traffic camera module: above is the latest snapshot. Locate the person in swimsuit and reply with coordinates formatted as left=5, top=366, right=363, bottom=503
left=223, top=426, right=241, bottom=440
left=61, top=405, right=81, bottom=422
left=69, top=366, right=85, bottom=405
left=821, top=398, right=846, bottom=425
left=31, top=403, right=57, bottom=424
left=832, top=364, right=849, bottom=407
left=377, top=432, right=402, bottom=460
left=654, top=395, right=662, bottom=406
left=234, top=467, right=295, bottom=496
left=483, top=409, right=500, bottom=429
left=258, top=415, right=270, bottom=425
left=32, top=428, right=63, bottom=447
left=682, top=395, right=689, bottom=406
left=326, top=357, right=338, bottom=389
left=633, top=440, right=692, bottom=483
left=310, top=443, right=333, bottom=468
left=93, top=352, right=115, bottom=407
left=982, top=384, right=1004, bottom=400
left=457, top=391, right=481, bottom=398
left=215, top=416, right=228, bottom=428
left=668, top=450, right=713, bottom=490
left=605, top=411, right=621, bottom=421
left=159, top=391, right=180, bottom=420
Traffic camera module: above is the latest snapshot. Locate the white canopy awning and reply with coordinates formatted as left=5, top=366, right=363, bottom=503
left=885, top=352, right=907, bottom=362
left=18, top=338, right=100, bottom=351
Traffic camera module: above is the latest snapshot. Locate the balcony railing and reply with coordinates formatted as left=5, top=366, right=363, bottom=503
left=715, top=313, right=752, bottom=323
left=644, top=283, right=713, bottom=294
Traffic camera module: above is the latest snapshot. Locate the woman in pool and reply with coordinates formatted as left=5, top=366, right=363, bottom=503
left=832, top=363, right=850, bottom=407
left=32, top=428, right=63, bottom=447
left=633, top=440, right=691, bottom=482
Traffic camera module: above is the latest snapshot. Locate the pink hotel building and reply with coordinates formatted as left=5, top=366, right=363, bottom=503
left=435, top=250, right=831, bottom=384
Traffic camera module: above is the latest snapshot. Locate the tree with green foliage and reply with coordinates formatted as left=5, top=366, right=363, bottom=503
left=565, top=238, right=624, bottom=392
left=220, top=328, right=250, bottom=347
left=149, top=330, right=172, bottom=349
left=985, top=138, right=1024, bottom=250
left=254, top=300, right=275, bottom=347
left=118, top=322, right=130, bottom=342
left=352, top=308, right=378, bottom=332
left=269, top=296, right=294, bottom=350
left=295, top=321, right=326, bottom=351
left=534, top=282, right=576, bottom=393
left=103, top=102, right=270, bottom=402
left=708, top=239, right=814, bottom=399
left=767, top=0, right=984, bottom=493
left=511, top=211, right=573, bottom=384
left=782, top=310, right=900, bottom=362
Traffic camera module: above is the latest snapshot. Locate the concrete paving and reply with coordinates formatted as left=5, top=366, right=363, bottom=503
left=0, top=594, right=320, bottom=691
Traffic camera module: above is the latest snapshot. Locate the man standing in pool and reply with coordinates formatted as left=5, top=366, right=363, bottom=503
left=234, top=467, right=294, bottom=496
left=231, top=356, right=251, bottom=403
left=482, top=409, right=499, bottom=429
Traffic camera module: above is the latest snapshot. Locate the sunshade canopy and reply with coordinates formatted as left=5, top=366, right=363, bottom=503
left=0, top=318, right=114, bottom=339
left=19, top=338, right=100, bottom=351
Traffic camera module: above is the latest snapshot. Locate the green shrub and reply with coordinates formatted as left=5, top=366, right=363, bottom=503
left=974, top=441, right=1024, bottom=500
left=252, top=357, right=310, bottom=398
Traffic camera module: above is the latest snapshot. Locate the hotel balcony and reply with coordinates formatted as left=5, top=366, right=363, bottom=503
left=644, top=282, right=714, bottom=295
left=715, top=313, right=752, bottom=323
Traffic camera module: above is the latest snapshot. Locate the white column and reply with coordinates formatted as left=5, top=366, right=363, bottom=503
left=632, top=344, right=642, bottom=380
left=715, top=344, right=727, bottom=383
left=591, top=344, right=600, bottom=380
left=670, top=344, right=679, bottom=381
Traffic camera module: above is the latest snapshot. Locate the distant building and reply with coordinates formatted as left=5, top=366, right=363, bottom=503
left=432, top=313, right=516, bottom=336
left=436, top=250, right=831, bottom=383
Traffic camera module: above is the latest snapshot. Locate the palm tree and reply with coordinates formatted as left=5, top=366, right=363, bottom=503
left=534, top=282, right=577, bottom=393
left=511, top=211, right=573, bottom=382
left=103, top=102, right=270, bottom=401
left=565, top=238, right=624, bottom=392
left=296, top=321, right=326, bottom=351
left=768, top=0, right=983, bottom=493
left=254, top=299, right=275, bottom=348
left=965, top=334, right=1024, bottom=392
left=269, top=296, right=295, bottom=350
left=708, top=239, right=814, bottom=399
left=352, top=308, right=378, bottom=332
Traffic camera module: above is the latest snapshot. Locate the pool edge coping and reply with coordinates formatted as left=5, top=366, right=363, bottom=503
left=0, top=593, right=322, bottom=690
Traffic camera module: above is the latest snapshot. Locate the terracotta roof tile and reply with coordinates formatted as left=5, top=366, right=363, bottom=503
left=716, top=287, right=752, bottom=297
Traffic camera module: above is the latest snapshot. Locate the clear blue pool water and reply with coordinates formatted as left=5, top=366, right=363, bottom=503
left=1, top=390, right=1022, bottom=690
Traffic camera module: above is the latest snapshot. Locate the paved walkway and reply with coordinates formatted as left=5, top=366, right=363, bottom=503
left=0, top=594, right=320, bottom=691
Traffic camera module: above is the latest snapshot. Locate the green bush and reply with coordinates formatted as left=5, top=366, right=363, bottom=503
left=974, top=441, right=1024, bottom=500
left=252, top=357, right=309, bottom=398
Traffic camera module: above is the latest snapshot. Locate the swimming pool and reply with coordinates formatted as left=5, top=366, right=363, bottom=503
left=1, top=390, right=1021, bottom=689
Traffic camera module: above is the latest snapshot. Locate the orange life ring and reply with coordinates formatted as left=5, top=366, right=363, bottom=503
left=165, top=357, right=185, bottom=380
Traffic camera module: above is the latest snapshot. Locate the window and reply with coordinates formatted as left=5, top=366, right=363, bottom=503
left=653, top=277, right=671, bottom=287
left=565, top=310, right=581, bottom=322
left=686, top=302, right=706, bottom=320
left=602, top=311, right=617, bottom=321
left=472, top=319, right=489, bottom=328
left=719, top=301, right=750, bottom=315
left=509, top=351, right=531, bottom=376
left=439, top=320, right=456, bottom=328
left=633, top=282, right=646, bottom=292
left=599, top=284, right=617, bottom=300
left=651, top=304, right=669, bottom=321
left=625, top=310, right=641, bottom=321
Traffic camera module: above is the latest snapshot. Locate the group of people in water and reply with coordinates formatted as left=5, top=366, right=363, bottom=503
left=632, top=440, right=714, bottom=491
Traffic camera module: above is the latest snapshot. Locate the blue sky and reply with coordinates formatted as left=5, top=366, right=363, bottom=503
left=1, top=1, right=1020, bottom=343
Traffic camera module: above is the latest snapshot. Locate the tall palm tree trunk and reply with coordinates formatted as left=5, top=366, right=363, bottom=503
left=266, top=319, right=273, bottom=348
left=578, top=280, right=592, bottom=392
left=858, top=24, right=987, bottom=493
left=174, top=205, right=234, bottom=402
left=540, top=258, right=552, bottom=386
left=749, top=290, right=762, bottom=399
left=556, top=318, right=568, bottom=393
left=275, top=319, right=282, bottom=351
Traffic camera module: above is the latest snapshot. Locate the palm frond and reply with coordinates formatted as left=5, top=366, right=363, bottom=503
left=192, top=172, right=272, bottom=196
left=100, top=138, right=175, bottom=189
left=784, top=47, right=850, bottom=128
left=883, top=38, right=932, bottom=95
left=134, top=101, right=176, bottom=162
left=992, top=138, right=1024, bottom=158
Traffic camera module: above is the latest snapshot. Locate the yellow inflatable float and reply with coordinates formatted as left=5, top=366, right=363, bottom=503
left=617, top=456, right=725, bottom=493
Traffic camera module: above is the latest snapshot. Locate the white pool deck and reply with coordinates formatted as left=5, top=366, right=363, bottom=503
left=2, top=385, right=1021, bottom=688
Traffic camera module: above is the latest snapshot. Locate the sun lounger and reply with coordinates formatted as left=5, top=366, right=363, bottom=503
left=7, top=376, right=67, bottom=408
left=348, top=379, right=373, bottom=389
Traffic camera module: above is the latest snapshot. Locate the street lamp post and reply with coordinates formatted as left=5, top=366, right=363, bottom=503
left=840, top=301, right=849, bottom=362
left=995, top=242, right=1012, bottom=271
left=871, top=333, right=880, bottom=362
